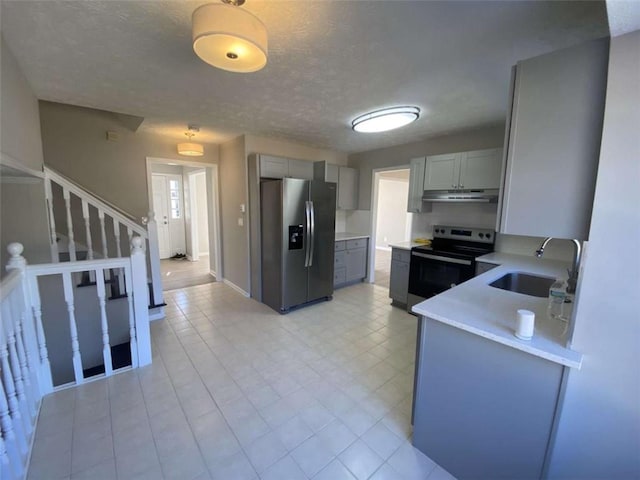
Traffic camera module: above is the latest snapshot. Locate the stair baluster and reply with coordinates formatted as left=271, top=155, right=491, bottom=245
left=95, top=268, right=113, bottom=376
left=124, top=263, right=139, bottom=369
left=0, top=431, right=13, bottom=480
left=62, top=188, right=77, bottom=262
left=1, top=302, right=31, bottom=436
left=9, top=302, right=36, bottom=421
left=0, top=378, right=23, bottom=479
left=44, top=179, right=59, bottom=263
left=61, top=272, right=84, bottom=384
left=0, top=328, right=28, bottom=459
left=114, top=221, right=127, bottom=295
left=27, top=275, right=53, bottom=395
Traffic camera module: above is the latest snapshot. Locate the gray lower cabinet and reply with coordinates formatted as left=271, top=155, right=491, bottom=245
left=389, top=248, right=410, bottom=306
left=413, top=317, right=564, bottom=480
left=334, top=238, right=368, bottom=287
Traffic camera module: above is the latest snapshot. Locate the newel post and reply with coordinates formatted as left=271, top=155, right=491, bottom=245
left=145, top=211, right=164, bottom=308
left=130, top=236, right=152, bottom=367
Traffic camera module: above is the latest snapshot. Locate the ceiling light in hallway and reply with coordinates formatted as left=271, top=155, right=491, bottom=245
left=178, top=126, right=204, bottom=156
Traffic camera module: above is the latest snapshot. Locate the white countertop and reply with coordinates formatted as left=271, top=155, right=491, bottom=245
left=388, top=241, right=426, bottom=250
left=335, top=232, right=369, bottom=241
left=412, top=252, right=583, bottom=369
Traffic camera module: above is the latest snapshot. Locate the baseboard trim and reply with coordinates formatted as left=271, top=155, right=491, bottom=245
left=149, top=306, right=165, bottom=321
left=223, top=279, right=249, bottom=297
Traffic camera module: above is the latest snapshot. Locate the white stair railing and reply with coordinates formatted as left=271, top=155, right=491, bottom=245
left=0, top=238, right=152, bottom=479
left=43, top=166, right=164, bottom=309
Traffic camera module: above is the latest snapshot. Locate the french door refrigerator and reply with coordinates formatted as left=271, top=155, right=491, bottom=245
left=261, top=178, right=336, bottom=313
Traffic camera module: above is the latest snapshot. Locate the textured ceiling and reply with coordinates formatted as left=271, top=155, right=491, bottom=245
left=0, top=1, right=609, bottom=154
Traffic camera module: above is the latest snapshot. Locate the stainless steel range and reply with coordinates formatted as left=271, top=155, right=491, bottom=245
left=407, top=225, right=495, bottom=311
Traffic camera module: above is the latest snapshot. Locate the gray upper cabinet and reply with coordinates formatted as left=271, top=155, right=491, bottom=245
left=498, top=38, right=609, bottom=240
left=407, top=157, right=426, bottom=213
left=337, top=167, right=358, bottom=210
left=424, top=149, right=502, bottom=191
left=424, top=153, right=459, bottom=190
left=315, top=161, right=358, bottom=210
left=288, top=159, right=314, bottom=180
left=259, top=155, right=313, bottom=180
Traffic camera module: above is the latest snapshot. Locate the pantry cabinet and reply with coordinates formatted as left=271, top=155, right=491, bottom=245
left=498, top=38, right=608, bottom=240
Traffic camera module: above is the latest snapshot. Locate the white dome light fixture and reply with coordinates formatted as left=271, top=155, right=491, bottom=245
left=192, top=0, right=268, bottom=73
left=178, top=126, right=204, bottom=157
left=352, top=106, right=421, bottom=133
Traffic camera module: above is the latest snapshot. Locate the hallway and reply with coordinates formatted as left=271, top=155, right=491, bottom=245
left=160, top=255, right=215, bottom=291
left=28, top=282, right=453, bottom=480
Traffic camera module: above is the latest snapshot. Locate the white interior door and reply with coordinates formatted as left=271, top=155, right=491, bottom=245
left=166, top=174, right=186, bottom=256
left=152, top=174, right=171, bottom=259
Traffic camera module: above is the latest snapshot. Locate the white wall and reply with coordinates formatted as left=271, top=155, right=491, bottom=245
left=0, top=35, right=44, bottom=171
left=375, top=178, right=411, bottom=247
left=39, top=101, right=219, bottom=221
left=195, top=172, right=209, bottom=255
left=547, top=30, right=640, bottom=478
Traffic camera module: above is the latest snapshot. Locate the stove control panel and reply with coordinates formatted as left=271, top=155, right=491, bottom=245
left=433, top=225, right=495, bottom=244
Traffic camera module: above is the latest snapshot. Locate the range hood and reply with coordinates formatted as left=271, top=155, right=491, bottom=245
left=422, top=189, right=499, bottom=203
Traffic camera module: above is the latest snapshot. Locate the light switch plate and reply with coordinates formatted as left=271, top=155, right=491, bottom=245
left=238, top=217, right=244, bottom=227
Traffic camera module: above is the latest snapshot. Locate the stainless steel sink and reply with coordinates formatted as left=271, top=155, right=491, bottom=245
left=489, top=272, right=555, bottom=298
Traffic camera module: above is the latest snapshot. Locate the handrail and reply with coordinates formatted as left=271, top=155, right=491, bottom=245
left=26, top=257, right=130, bottom=276
left=43, top=166, right=147, bottom=237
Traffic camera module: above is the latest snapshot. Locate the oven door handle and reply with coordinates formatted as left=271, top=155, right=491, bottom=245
left=412, top=252, right=472, bottom=266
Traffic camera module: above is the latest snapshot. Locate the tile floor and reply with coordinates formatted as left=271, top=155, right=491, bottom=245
left=28, top=282, right=455, bottom=480
left=373, top=249, right=392, bottom=290
left=160, top=255, right=215, bottom=291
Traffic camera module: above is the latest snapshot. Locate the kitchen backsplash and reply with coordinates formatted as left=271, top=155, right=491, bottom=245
left=410, top=203, right=498, bottom=238
left=344, top=203, right=573, bottom=262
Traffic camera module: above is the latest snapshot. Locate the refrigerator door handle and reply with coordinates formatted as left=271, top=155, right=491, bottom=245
left=304, top=201, right=311, bottom=267
left=309, top=201, right=315, bottom=267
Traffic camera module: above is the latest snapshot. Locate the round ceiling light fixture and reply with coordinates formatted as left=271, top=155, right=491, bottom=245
left=352, top=106, right=420, bottom=133
left=178, top=126, right=204, bottom=157
left=192, top=0, right=268, bottom=73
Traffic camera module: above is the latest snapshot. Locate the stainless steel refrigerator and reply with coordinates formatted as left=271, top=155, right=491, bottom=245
left=261, top=178, right=336, bottom=313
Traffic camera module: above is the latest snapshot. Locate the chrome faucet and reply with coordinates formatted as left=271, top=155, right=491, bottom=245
left=535, top=237, right=582, bottom=294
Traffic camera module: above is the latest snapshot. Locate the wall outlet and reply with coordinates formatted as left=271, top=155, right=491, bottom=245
left=238, top=217, right=244, bottom=227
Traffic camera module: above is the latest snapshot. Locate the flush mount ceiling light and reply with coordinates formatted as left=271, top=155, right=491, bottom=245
left=192, top=0, right=268, bottom=73
left=352, top=106, right=421, bottom=133
left=178, top=126, right=204, bottom=156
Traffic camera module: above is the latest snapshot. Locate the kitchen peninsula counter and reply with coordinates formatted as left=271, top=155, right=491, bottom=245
left=411, top=252, right=582, bottom=479
left=412, top=252, right=582, bottom=368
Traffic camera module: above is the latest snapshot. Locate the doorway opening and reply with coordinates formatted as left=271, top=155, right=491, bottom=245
left=370, top=168, right=412, bottom=288
left=147, top=158, right=222, bottom=291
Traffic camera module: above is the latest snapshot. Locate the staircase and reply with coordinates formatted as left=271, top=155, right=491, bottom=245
left=0, top=239, right=152, bottom=480
left=43, top=166, right=165, bottom=315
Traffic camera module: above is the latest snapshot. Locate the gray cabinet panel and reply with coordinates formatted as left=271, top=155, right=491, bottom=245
left=338, top=167, right=358, bottom=210
left=413, top=318, right=563, bottom=480
left=345, top=247, right=366, bottom=281
left=288, top=159, right=314, bottom=180
left=407, top=157, right=426, bottom=213
left=499, top=38, right=608, bottom=240
left=389, top=258, right=410, bottom=304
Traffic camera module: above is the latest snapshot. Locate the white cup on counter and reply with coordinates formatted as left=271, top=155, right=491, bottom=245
left=515, top=309, right=535, bottom=340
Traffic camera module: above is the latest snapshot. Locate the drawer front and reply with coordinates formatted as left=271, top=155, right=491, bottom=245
left=346, top=238, right=367, bottom=250
left=334, top=267, right=346, bottom=286
left=392, top=248, right=411, bottom=263
left=334, top=251, right=346, bottom=268
left=335, top=241, right=346, bottom=252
